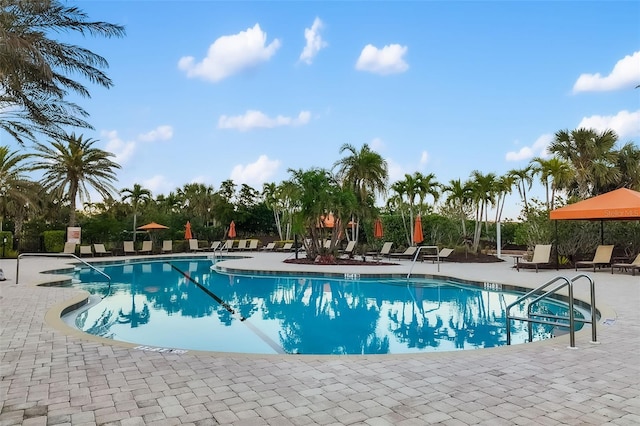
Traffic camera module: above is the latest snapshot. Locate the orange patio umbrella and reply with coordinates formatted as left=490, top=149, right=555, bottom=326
left=413, top=215, right=424, bottom=244
left=137, top=222, right=169, bottom=231
left=184, top=221, right=193, bottom=240
left=228, top=221, right=236, bottom=238
left=373, top=217, right=384, bottom=239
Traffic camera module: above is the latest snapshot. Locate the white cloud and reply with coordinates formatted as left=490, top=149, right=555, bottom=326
left=138, top=125, right=173, bottom=142
left=178, top=24, right=281, bottom=82
left=355, top=44, right=408, bottom=75
left=142, top=175, right=174, bottom=196
left=420, top=151, right=429, bottom=165
left=505, top=134, right=553, bottom=162
left=230, top=155, right=281, bottom=187
left=369, top=137, right=385, bottom=152
left=385, top=158, right=408, bottom=183
left=573, top=51, right=640, bottom=93
left=218, top=110, right=311, bottom=131
left=577, top=110, right=640, bottom=139
left=102, top=130, right=136, bottom=164
left=299, top=17, right=327, bottom=65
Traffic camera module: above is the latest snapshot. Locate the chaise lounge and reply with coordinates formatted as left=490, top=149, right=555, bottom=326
left=575, top=245, right=614, bottom=272
left=516, top=244, right=552, bottom=272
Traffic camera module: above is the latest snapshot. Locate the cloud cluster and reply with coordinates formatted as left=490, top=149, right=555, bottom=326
left=356, top=44, right=409, bottom=75
left=230, top=155, right=281, bottom=187
left=218, top=110, right=311, bottom=131
left=577, top=109, right=640, bottom=139
left=102, top=125, right=173, bottom=165
left=299, top=17, right=327, bottom=65
left=573, top=51, right=640, bottom=93
left=178, top=24, right=281, bottom=82
left=505, top=134, right=553, bottom=162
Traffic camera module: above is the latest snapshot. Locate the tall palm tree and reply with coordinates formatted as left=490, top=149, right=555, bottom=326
left=531, top=157, right=573, bottom=210
left=612, top=142, right=640, bottom=192
left=548, top=128, right=619, bottom=197
left=469, top=171, right=496, bottom=252
left=30, top=133, right=121, bottom=227
left=493, top=174, right=514, bottom=222
left=390, top=172, right=439, bottom=245
left=121, top=184, right=152, bottom=242
left=333, top=143, right=388, bottom=241
left=0, top=0, right=126, bottom=144
left=442, top=178, right=473, bottom=239
left=0, top=145, right=38, bottom=232
left=508, top=166, right=533, bottom=212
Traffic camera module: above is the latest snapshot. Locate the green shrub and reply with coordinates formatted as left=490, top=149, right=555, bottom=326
left=43, top=230, right=66, bottom=253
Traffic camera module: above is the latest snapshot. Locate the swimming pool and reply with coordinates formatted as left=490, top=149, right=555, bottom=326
left=65, top=258, right=586, bottom=355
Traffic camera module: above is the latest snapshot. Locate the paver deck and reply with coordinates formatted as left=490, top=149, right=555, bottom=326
left=1, top=252, right=639, bottom=425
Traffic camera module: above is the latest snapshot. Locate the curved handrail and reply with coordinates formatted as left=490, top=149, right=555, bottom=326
left=16, top=253, right=111, bottom=286
left=407, top=245, right=440, bottom=278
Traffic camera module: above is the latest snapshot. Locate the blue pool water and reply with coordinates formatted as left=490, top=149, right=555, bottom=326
left=66, top=258, right=585, bottom=355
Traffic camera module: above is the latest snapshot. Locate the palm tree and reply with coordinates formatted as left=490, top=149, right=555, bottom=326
left=442, top=178, right=473, bottom=239
left=614, top=142, right=640, bottom=191
left=0, top=145, right=38, bottom=232
left=390, top=172, right=439, bottom=245
left=121, top=184, right=152, bottom=242
left=468, top=171, right=496, bottom=252
left=0, top=0, right=126, bottom=144
left=333, top=143, right=388, bottom=242
left=548, top=128, right=619, bottom=197
left=30, top=133, right=121, bottom=227
left=508, top=166, right=533, bottom=212
left=531, top=157, right=573, bottom=210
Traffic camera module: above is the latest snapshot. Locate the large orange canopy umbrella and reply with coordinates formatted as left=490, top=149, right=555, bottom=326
left=374, top=218, right=384, bottom=239
left=413, top=215, right=424, bottom=244
left=228, top=221, right=236, bottom=238
left=137, top=222, right=169, bottom=231
left=184, top=221, right=193, bottom=240
left=549, top=188, right=640, bottom=220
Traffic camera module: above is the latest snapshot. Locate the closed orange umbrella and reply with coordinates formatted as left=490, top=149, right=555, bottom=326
left=413, top=216, right=424, bottom=244
left=228, top=221, right=236, bottom=238
left=374, top=218, right=384, bottom=239
left=184, top=221, right=193, bottom=240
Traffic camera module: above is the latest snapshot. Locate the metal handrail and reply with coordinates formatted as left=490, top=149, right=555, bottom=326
left=505, top=274, right=597, bottom=348
left=407, top=245, right=440, bottom=278
left=16, top=253, right=111, bottom=286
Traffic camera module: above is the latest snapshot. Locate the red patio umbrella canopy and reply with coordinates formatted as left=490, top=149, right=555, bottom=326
left=137, top=222, right=169, bottom=231
left=413, top=216, right=424, bottom=244
left=228, top=221, right=236, bottom=238
left=184, top=221, right=193, bottom=240
left=374, top=218, right=384, bottom=238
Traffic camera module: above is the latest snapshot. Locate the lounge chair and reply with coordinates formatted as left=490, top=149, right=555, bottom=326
left=123, top=241, right=136, bottom=255
left=247, top=239, right=259, bottom=250
left=279, top=242, right=293, bottom=252
left=63, top=242, right=76, bottom=254
left=209, top=240, right=222, bottom=251
left=390, top=246, right=418, bottom=260
left=222, top=240, right=234, bottom=251
left=339, top=241, right=356, bottom=258
left=235, top=239, right=248, bottom=251
left=424, top=247, right=454, bottom=263
left=79, top=245, right=93, bottom=257
left=516, top=244, right=552, bottom=272
left=261, top=242, right=276, bottom=251
left=94, top=243, right=109, bottom=256
left=189, top=239, right=205, bottom=252
left=575, top=245, right=614, bottom=272
left=371, top=242, right=394, bottom=261
left=161, top=240, right=173, bottom=254
left=611, top=253, right=640, bottom=276
left=139, top=240, right=153, bottom=255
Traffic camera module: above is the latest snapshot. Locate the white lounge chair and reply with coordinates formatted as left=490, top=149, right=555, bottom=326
left=63, top=242, right=76, bottom=254
left=161, top=240, right=173, bottom=254
left=261, top=242, right=276, bottom=251
left=123, top=241, right=136, bottom=255
left=575, top=245, right=614, bottom=272
left=339, top=241, right=356, bottom=258
left=612, top=253, right=640, bottom=276
left=371, top=242, right=393, bottom=261
left=209, top=240, right=222, bottom=251
left=139, top=240, right=153, bottom=255
left=424, top=247, right=454, bottom=263
left=222, top=240, right=234, bottom=251
left=516, top=244, right=552, bottom=272
left=247, top=240, right=259, bottom=250
left=79, top=245, right=93, bottom=257
left=236, top=239, right=248, bottom=251
left=390, top=246, right=418, bottom=260
left=279, top=242, right=293, bottom=252
left=94, top=243, right=109, bottom=256
left=189, top=239, right=205, bottom=252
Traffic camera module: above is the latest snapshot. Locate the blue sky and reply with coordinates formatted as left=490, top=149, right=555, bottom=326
left=7, top=1, right=640, bottom=220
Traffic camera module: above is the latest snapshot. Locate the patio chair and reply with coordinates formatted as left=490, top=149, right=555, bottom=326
left=279, top=242, right=293, bottom=252
left=424, top=247, right=454, bottom=263
left=390, top=246, right=418, bottom=260
left=261, top=242, right=276, bottom=251
left=516, top=244, right=552, bottom=272
left=63, top=242, right=76, bottom=254
left=139, top=240, right=153, bottom=255
left=371, top=242, right=394, bottom=261
left=94, top=243, right=109, bottom=256
left=208, top=240, right=222, bottom=251
left=189, top=239, right=205, bottom=252
left=576, top=245, right=614, bottom=272
left=339, top=241, right=357, bottom=259
left=235, top=239, right=248, bottom=251
left=611, top=253, right=640, bottom=276
left=222, top=240, right=234, bottom=251
left=79, top=245, right=93, bottom=257
left=123, top=241, right=136, bottom=255
left=247, top=239, right=259, bottom=251
left=161, top=240, right=173, bottom=254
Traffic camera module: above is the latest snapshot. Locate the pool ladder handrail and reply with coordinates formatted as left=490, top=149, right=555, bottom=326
left=16, top=252, right=111, bottom=286
left=505, top=274, right=597, bottom=348
left=407, top=245, right=440, bottom=278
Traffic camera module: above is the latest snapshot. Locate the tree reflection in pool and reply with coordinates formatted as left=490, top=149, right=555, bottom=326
left=69, top=259, right=585, bottom=355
